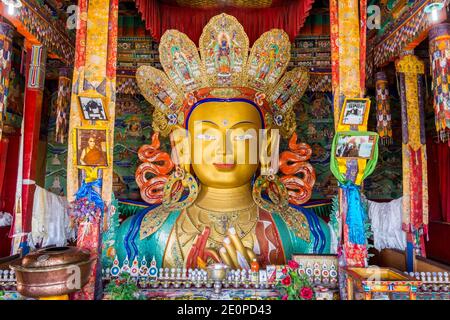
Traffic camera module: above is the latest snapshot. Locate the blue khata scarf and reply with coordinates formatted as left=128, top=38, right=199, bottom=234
left=75, top=178, right=104, bottom=211
left=339, top=181, right=367, bottom=245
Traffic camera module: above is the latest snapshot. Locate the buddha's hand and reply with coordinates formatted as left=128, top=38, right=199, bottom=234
left=219, top=227, right=257, bottom=270
left=186, top=227, right=220, bottom=269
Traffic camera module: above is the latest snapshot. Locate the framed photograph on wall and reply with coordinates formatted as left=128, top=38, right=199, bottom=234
left=79, top=95, right=107, bottom=121
left=73, top=127, right=109, bottom=168
left=339, top=98, right=371, bottom=127
left=335, top=133, right=378, bottom=160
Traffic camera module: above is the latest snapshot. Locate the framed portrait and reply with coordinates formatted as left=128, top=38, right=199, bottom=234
left=74, top=127, right=109, bottom=168
left=339, top=98, right=371, bottom=127
left=79, top=95, right=107, bottom=121
left=335, top=133, right=378, bottom=160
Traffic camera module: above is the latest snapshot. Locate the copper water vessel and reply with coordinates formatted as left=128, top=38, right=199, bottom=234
left=11, top=246, right=95, bottom=298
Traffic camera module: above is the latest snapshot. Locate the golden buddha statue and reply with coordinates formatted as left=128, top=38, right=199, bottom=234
left=110, top=14, right=332, bottom=269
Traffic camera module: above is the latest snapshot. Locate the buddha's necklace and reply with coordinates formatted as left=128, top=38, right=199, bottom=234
left=184, top=203, right=259, bottom=245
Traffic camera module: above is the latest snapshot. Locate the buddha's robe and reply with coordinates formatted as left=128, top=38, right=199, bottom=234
left=114, top=205, right=331, bottom=268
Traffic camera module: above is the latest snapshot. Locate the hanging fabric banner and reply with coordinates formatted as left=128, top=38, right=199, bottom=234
left=55, top=69, right=72, bottom=144
left=395, top=54, right=429, bottom=257
left=429, top=23, right=450, bottom=144
left=330, top=0, right=365, bottom=126
left=330, top=0, right=340, bottom=124
left=375, top=72, right=393, bottom=145
left=359, top=0, right=368, bottom=94
left=0, top=22, right=14, bottom=141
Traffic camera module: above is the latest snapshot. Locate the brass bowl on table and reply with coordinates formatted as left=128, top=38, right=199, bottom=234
left=10, top=246, right=95, bottom=298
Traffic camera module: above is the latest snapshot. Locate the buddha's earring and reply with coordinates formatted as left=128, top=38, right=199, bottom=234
left=252, top=130, right=289, bottom=212
left=162, top=130, right=199, bottom=211
left=163, top=166, right=199, bottom=211
left=252, top=171, right=289, bottom=212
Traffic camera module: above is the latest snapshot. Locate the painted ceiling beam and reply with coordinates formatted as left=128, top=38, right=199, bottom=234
left=0, top=0, right=75, bottom=63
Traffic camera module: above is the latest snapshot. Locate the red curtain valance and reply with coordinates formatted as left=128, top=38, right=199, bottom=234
left=135, top=0, right=315, bottom=44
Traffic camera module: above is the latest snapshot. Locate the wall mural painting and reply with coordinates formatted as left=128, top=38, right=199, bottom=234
left=364, top=95, right=403, bottom=200
left=112, top=96, right=157, bottom=200
left=364, top=139, right=402, bottom=199
left=7, top=67, right=25, bottom=116
left=294, top=92, right=337, bottom=199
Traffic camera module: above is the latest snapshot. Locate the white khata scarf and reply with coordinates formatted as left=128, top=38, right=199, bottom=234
left=29, top=186, right=75, bottom=249
left=367, top=197, right=406, bottom=251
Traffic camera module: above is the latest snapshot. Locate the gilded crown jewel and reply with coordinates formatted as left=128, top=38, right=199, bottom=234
left=136, top=13, right=309, bottom=138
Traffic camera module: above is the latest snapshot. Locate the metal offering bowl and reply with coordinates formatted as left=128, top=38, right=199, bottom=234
left=207, top=263, right=229, bottom=282
left=10, top=246, right=94, bottom=298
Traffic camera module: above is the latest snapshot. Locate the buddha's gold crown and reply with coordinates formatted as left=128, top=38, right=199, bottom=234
left=136, top=13, right=309, bottom=138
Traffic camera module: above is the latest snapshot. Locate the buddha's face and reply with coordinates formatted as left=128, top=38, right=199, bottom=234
left=187, top=101, right=262, bottom=188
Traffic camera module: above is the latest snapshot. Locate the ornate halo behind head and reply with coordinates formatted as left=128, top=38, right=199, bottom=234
left=159, top=30, right=206, bottom=93
left=244, top=29, right=291, bottom=92
left=199, top=14, right=249, bottom=87
left=136, top=13, right=309, bottom=139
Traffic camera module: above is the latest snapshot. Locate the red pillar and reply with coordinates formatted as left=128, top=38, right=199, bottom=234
left=19, top=44, right=47, bottom=252
left=0, top=138, right=9, bottom=258
left=0, top=138, right=8, bottom=203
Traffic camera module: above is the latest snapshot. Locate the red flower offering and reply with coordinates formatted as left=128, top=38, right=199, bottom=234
left=300, top=287, right=314, bottom=300
left=288, top=260, right=299, bottom=269
left=281, top=275, right=291, bottom=286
